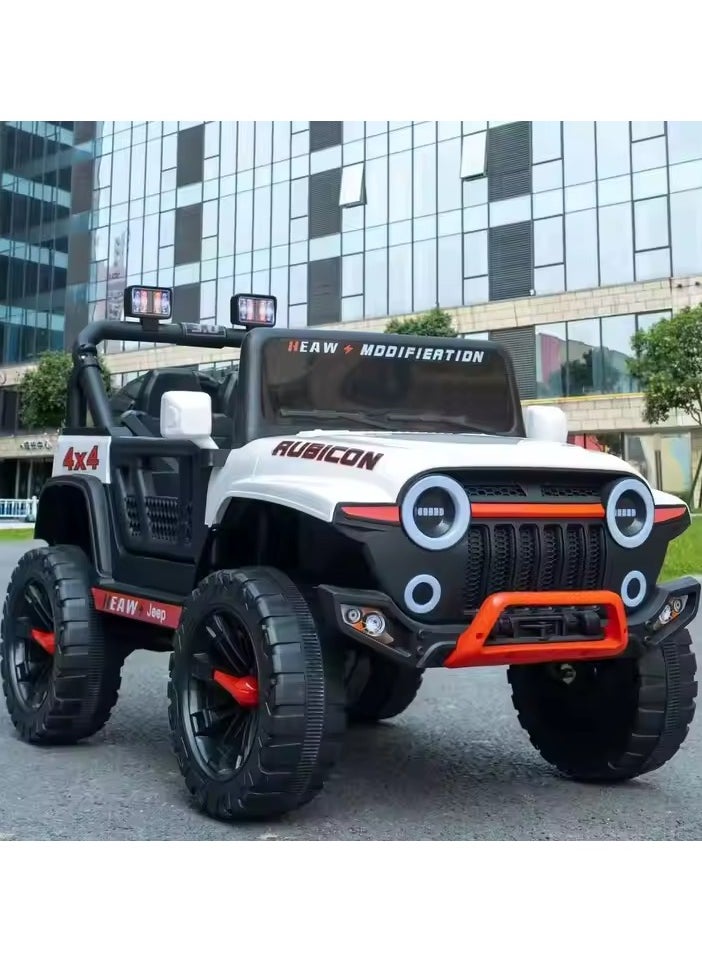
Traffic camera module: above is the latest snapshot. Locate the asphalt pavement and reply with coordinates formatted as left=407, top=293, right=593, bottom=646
left=1, top=541, right=701, bottom=841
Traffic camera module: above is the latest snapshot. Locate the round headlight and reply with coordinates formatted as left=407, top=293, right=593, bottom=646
left=605, top=477, right=654, bottom=549
left=400, top=474, right=471, bottom=550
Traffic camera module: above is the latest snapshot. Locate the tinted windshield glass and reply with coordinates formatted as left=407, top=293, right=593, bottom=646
left=260, top=336, right=518, bottom=434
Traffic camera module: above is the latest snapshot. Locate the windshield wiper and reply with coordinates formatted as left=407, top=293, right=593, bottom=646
left=278, top=407, right=392, bottom=430
left=385, top=412, right=494, bottom=433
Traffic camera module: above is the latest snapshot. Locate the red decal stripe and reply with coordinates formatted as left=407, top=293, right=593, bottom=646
left=341, top=505, right=400, bottom=523
left=31, top=629, right=56, bottom=656
left=91, top=588, right=182, bottom=629
left=471, top=502, right=605, bottom=519
left=654, top=506, right=687, bottom=523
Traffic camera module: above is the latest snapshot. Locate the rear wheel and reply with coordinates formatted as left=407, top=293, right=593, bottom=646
left=0, top=545, right=125, bottom=744
left=345, top=649, right=423, bottom=723
left=507, top=628, right=697, bottom=781
left=168, top=567, right=346, bottom=821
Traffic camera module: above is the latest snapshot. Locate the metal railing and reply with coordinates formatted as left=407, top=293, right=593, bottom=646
left=0, top=497, right=38, bottom=521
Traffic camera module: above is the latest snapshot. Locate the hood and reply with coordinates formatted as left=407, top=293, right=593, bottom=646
left=289, top=428, right=638, bottom=477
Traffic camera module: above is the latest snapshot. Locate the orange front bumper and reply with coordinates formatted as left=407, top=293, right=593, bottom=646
left=443, top=590, right=628, bottom=669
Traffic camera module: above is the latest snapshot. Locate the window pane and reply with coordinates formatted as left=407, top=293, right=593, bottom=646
left=566, top=318, right=601, bottom=396
left=390, top=219, right=411, bottom=245
left=343, top=121, right=364, bottom=142
left=437, top=138, right=462, bottom=212
left=533, top=160, right=562, bottom=193
left=532, top=189, right=563, bottom=218
left=289, top=263, right=307, bottom=304
left=460, top=132, right=487, bottom=178
left=390, top=126, right=412, bottom=153
left=532, top=122, right=561, bottom=163
left=633, top=167, right=667, bottom=200
left=365, top=247, right=388, bottom=317
left=202, top=200, right=218, bottom=238
left=273, top=121, right=290, bottom=162
left=670, top=159, right=702, bottom=193
left=342, top=295, right=364, bottom=322
left=438, top=234, right=462, bottom=308
left=365, top=133, right=388, bottom=159
left=237, top=122, right=255, bottom=170
left=413, top=238, right=436, bottom=311
left=343, top=253, right=363, bottom=296
left=290, top=216, right=306, bottom=244
left=598, top=202, right=634, bottom=286
left=255, top=121, right=272, bottom=167
left=534, top=264, right=565, bottom=295
left=463, top=276, right=488, bottom=305
left=271, top=181, right=290, bottom=247
left=596, top=121, right=630, bottom=179
left=598, top=174, right=631, bottom=207
left=464, top=230, right=487, bottom=277
left=235, top=191, right=253, bottom=253
left=414, top=214, right=436, bottom=241
left=290, top=177, right=308, bottom=219
left=389, top=151, right=412, bottom=222
left=636, top=247, right=670, bottom=281
left=414, top=145, right=437, bottom=217
left=253, top=187, right=271, bottom=250
left=563, top=122, right=595, bottom=186
left=388, top=243, right=412, bottom=315
left=634, top=196, right=669, bottom=250
left=667, top=122, right=702, bottom=165
left=565, top=208, right=598, bottom=290
left=565, top=182, right=596, bottom=213
left=601, top=313, right=636, bottom=392
left=490, top=195, right=531, bottom=227
left=340, top=163, right=365, bottom=207
left=535, top=323, right=567, bottom=397
left=464, top=205, right=488, bottom=231
left=632, top=136, right=666, bottom=172
left=631, top=122, right=664, bottom=141
left=534, top=216, right=563, bottom=267
left=670, top=188, right=702, bottom=275
left=464, top=177, right=488, bottom=207
left=365, top=224, right=387, bottom=250
left=414, top=121, right=436, bottom=146
left=220, top=124, right=236, bottom=177
left=365, top=157, right=388, bottom=227
left=310, top=145, right=342, bottom=173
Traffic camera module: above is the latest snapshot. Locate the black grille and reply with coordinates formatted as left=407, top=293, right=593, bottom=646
left=541, top=482, right=600, bottom=499
left=125, top=496, right=192, bottom=543
left=463, top=521, right=606, bottom=611
left=465, top=482, right=526, bottom=499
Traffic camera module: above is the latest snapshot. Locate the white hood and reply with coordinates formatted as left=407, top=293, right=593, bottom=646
left=205, top=429, right=673, bottom=526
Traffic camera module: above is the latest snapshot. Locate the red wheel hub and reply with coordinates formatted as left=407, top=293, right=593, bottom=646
left=212, top=670, right=259, bottom=707
left=30, top=629, right=55, bottom=656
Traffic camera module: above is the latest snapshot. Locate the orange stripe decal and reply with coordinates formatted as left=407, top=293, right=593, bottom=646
left=341, top=505, right=401, bottom=523
left=471, top=502, right=605, bottom=519
left=654, top=506, right=687, bottom=523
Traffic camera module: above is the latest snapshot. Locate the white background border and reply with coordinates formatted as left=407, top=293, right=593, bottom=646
left=3, top=1, right=700, bottom=957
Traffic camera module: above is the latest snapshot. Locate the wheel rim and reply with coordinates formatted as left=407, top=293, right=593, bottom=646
left=182, top=607, right=260, bottom=779
left=7, top=578, right=56, bottom=711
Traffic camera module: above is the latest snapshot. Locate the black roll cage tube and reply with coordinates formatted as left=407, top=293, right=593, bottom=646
left=69, top=320, right=247, bottom=431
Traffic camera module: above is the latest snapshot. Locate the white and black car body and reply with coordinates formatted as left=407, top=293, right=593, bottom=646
left=2, top=287, right=698, bottom=822
left=34, top=313, right=698, bottom=672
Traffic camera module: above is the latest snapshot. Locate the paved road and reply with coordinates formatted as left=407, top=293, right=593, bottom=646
left=1, top=541, right=701, bottom=841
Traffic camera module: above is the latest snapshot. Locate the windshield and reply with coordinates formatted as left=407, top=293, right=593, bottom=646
left=260, top=335, right=519, bottom=434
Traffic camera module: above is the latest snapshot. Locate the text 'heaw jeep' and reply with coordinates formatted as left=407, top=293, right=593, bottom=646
left=1, top=285, right=697, bottom=820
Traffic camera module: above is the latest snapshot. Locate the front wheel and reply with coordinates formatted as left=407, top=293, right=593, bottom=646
left=168, top=567, right=346, bottom=821
left=507, top=628, right=697, bottom=782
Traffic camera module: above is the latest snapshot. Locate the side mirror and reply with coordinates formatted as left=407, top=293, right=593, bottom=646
left=524, top=405, right=568, bottom=444
left=160, top=391, right=215, bottom=448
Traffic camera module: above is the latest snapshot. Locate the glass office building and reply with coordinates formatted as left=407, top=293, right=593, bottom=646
left=2, top=120, right=702, bottom=499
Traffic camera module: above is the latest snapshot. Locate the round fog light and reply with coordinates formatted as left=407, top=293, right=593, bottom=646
left=659, top=603, right=672, bottom=625
left=344, top=607, right=362, bottom=625
left=363, top=612, right=386, bottom=636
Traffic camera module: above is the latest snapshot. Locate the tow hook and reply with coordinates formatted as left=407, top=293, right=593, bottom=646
left=558, top=663, right=576, bottom=685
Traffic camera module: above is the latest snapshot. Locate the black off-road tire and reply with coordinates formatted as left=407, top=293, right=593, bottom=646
left=507, top=628, right=697, bottom=782
left=168, top=566, right=346, bottom=821
left=345, top=649, right=423, bottom=723
left=0, top=545, right=125, bottom=745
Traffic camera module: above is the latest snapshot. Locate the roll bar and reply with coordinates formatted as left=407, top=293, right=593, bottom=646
left=68, top=288, right=277, bottom=431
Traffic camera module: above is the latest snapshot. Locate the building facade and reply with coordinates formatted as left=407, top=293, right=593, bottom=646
left=2, top=120, right=702, bottom=500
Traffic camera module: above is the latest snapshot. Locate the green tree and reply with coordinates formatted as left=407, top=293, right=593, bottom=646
left=18, top=351, right=113, bottom=431
left=628, top=304, right=702, bottom=504
left=628, top=305, right=702, bottom=426
left=385, top=307, right=458, bottom=337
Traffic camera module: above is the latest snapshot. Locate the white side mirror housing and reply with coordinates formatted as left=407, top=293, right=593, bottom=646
left=524, top=405, right=568, bottom=444
left=160, top=391, right=216, bottom=448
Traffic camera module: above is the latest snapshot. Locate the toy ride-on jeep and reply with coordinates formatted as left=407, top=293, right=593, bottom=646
left=1, top=284, right=698, bottom=821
